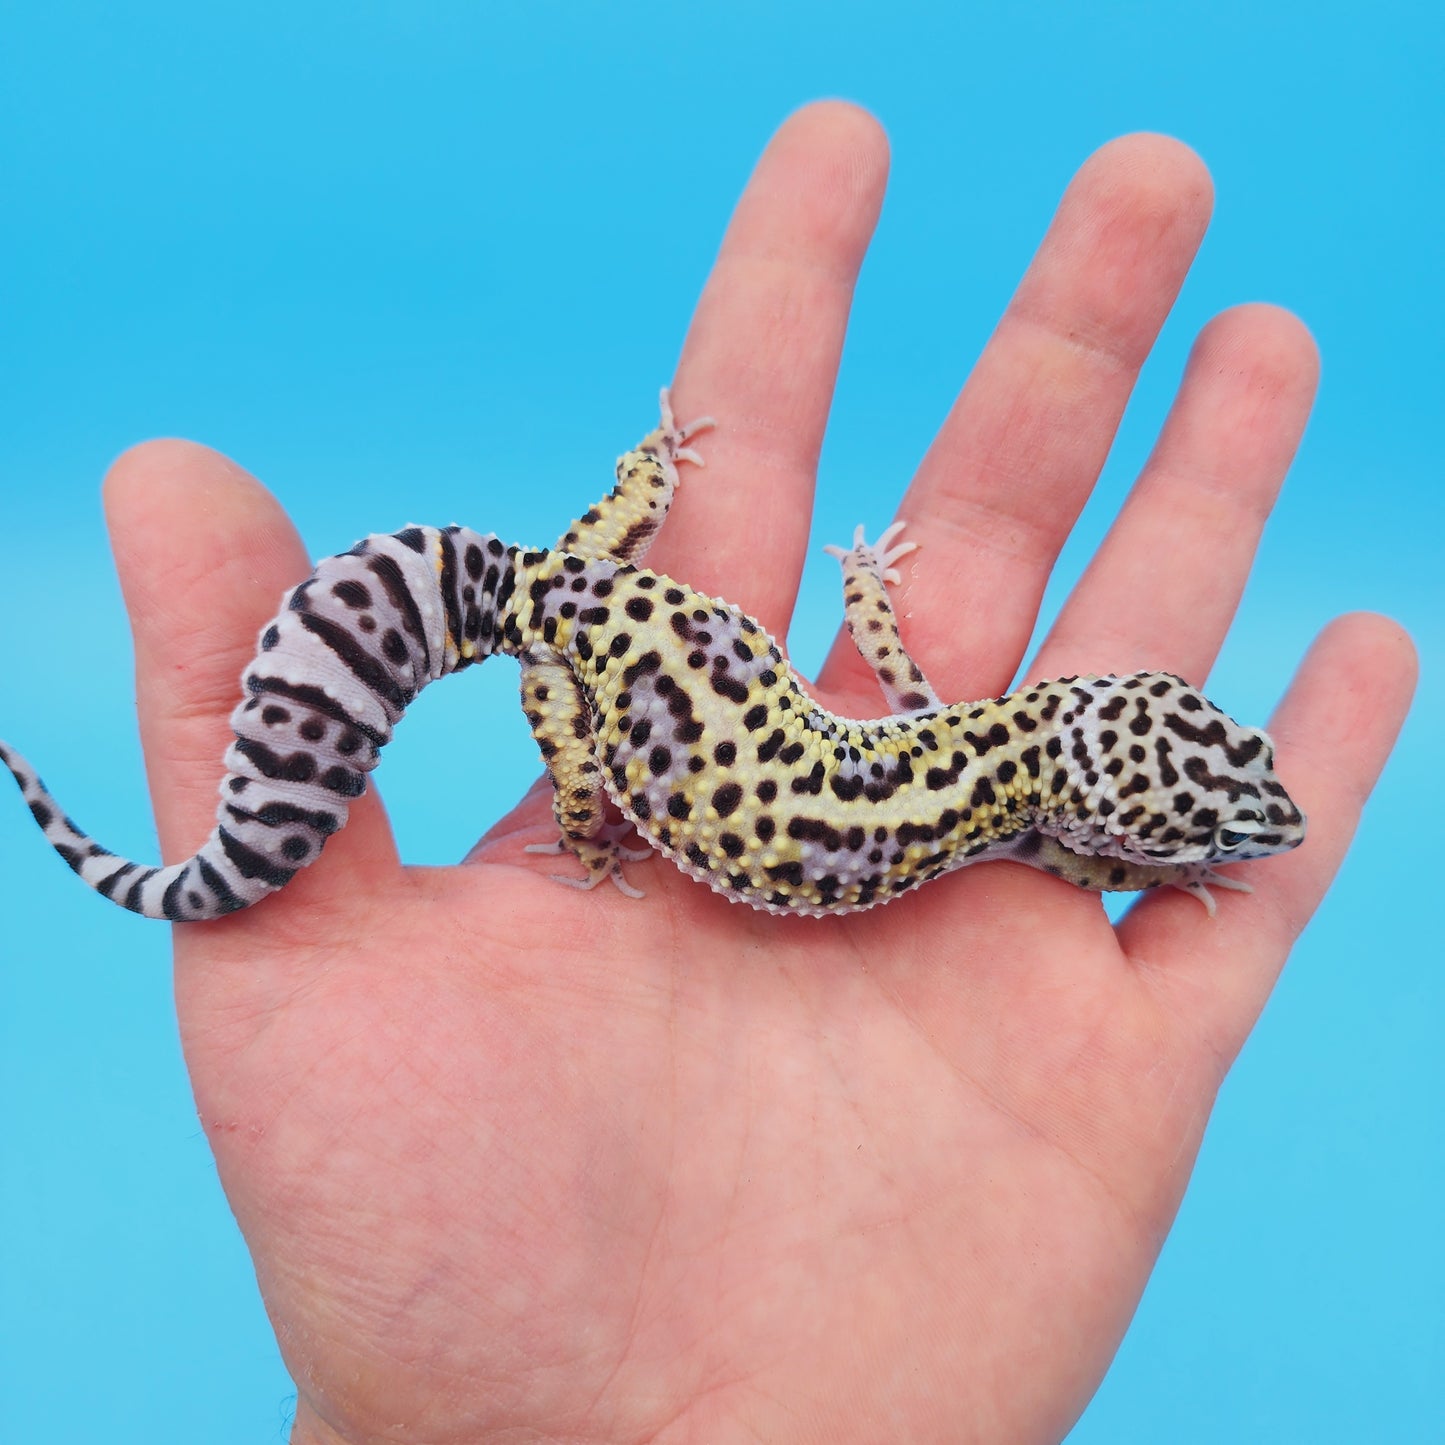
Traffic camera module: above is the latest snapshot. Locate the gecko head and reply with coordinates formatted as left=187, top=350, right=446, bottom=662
left=1043, top=672, right=1306, bottom=868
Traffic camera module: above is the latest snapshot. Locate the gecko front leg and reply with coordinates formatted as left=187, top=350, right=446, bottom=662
left=555, top=387, right=715, bottom=563
left=515, top=392, right=714, bottom=896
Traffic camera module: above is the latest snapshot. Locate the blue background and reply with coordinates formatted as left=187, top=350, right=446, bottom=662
left=1, top=2, right=1439, bottom=1438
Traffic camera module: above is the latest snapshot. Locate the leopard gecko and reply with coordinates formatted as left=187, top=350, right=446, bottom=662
left=0, top=392, right=1305, bottom=921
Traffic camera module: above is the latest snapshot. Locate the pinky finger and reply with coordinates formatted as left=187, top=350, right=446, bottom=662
left=1120, top=612, right=1417, bottom=1065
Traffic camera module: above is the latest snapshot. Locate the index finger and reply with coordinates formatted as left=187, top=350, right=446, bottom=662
left=657, top=102, right=890, bottom=637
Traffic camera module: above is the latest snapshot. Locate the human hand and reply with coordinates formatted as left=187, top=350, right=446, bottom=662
left=104, top=102, right=1414, bottom=1443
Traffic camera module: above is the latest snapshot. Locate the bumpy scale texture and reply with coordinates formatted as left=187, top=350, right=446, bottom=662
left=1, top=392, right=1306, bottom=921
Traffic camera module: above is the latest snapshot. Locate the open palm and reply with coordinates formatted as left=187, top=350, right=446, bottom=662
left=104, top=105, right=1412, bottom=1443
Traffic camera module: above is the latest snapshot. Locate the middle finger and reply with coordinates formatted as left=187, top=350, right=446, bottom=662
left=817, top=133, right=1214, bottom=707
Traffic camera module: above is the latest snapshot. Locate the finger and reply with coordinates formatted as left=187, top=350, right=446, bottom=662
left=1122, top=613, right=1416, bottom=1064
left=816, top=133, right=1213, bottom=706
left=104, top=440, right=401, bottom=898
left=656, top=101, right=890, bottom=635
left=1031, top=304, right=1318, bottom=683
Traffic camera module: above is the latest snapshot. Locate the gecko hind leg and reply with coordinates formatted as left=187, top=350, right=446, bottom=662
left=823, top=520, right=942, bottom=714
left=518, top=652, right=654, bottom=899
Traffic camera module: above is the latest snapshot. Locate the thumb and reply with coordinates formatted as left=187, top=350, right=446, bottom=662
left=102, top=439, right=400, bottom=907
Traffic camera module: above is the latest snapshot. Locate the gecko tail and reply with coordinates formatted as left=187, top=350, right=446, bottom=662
left=0, top=739, right=298, bottom=920
left=0, top=521, right=523, bottom=923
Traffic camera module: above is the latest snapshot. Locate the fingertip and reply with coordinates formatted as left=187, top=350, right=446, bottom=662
left=1269, top=612, right=1419, bottom=787
left=727, top=99, right=891, bottom=272
left=1076, top=132, right=1215, bottom=230
left=1188, top=303, right=1320, bottom=407
left=1077, top=133, right=1215, bottom=273
left=774, top=98, right=891, bottom=179
left=104, top=437, right=263, bottom=532
left=1010, top=132, right=1215, bottom=377
left=1311, top=609, right=1418, bottom=685
left=103, top=439, right=308, bottom=605
left=1272, top=610, right=1418, bottom=726
left=104, top=435, right=251, bottom=508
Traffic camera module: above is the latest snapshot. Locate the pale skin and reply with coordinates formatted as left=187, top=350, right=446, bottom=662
left=101, top=104, right=1414, bottom=1443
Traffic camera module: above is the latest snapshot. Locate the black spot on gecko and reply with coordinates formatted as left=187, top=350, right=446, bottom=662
left=790, top=761, right=825, bottom=796
left=217, top=828, right=296, bottom=888
left=332, top=579, right=372, bottom=608
left=712, top=782, right=743, bottom=817
left=711, top=673, right=750, bottom=704
left=756, top=730, right=784, bottom=763
left=1154, top=738, right=1180, bottom=787
left=622, top=650, right=662, bottom=686
left=233, top=738, right=316, bottom=784
left=765, top=861, right=805, bottom=887
left=382, top=629, right=410, bottom=666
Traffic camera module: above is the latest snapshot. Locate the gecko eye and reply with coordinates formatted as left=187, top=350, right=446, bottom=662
left=1213, top=822, right=1261, bottom=851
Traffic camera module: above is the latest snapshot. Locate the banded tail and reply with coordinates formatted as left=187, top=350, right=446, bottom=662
left=1, top=524, right=517, bottom=920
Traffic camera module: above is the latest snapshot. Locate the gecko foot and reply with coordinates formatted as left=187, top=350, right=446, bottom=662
left=525, top=826, right=655, bottom=899
left=823, top=519, right=919, bottom=585
left=1168, top=865, right=1254, bottom=916
left=656, top=386, right=716, bottom=467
